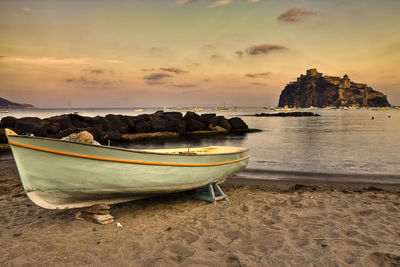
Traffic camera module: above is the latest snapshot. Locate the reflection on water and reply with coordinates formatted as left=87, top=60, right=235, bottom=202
left=1, top=108, right=400, bottom=182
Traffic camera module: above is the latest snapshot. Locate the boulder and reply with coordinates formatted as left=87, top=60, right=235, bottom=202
left=14, top=117, right=41, bottom=135
left=166, top=119, right=187, bottom=133
left=47, top=122, right=61, bottom=135
left=71, top=119, right=90, bottom=129
left=187, top=118, right=206, bottom=131
left=151, top=118, right=168, bottom=132
left=151, top=110, right=165, bottom=118
left=200, top=113, right=216, bottom=124
left=105, top=114, right=129, bottom=133
left=46, top=115, right=74, bottom=131
left=209, top=124, right=229, bottom=133
left=120, top=116, right=136, bottom=133
left=165, top=112, right=183, bottom=121
left=34, top=121, right=49, bottom=137
left=183, top=111, right=202, bottom=122
left=0, top=128, right=7, bottom=143
left=228, top=117, right=248, bottom=129
left=106, top=130, right=122, bottom=141
left=85, top=127, right=108, bottom=144
left=59, top=128, right=75, bottom=138
left=210, top=116, right=232, bottom=130
left=0, top=116, right=17, bottom=129
left=135, top=120, right=151, bottom=133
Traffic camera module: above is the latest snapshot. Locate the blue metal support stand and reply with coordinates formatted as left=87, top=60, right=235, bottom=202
left=193, top=182, right=229, bottom=205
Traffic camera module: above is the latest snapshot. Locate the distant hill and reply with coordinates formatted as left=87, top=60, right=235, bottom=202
left=0, top=97, right=36, bottom=109
left=278, top=69, right=390, bottom=108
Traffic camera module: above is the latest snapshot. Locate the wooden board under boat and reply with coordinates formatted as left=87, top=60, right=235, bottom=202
left=5, top=129, right=249, bottom=209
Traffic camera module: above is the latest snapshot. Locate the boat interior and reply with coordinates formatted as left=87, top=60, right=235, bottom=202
left=140, top=146, right=247, bottom=155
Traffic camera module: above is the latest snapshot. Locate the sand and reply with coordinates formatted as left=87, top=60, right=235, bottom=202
left=0, top=157, right=399, bottom=266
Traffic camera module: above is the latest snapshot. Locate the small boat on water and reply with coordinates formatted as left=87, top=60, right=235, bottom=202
left=0, top=110, right=8, bottom=113
left=5, top=129, right=249, bottom=209
left=134, top=108, right=144, bottom=112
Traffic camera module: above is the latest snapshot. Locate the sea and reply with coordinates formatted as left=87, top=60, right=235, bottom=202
left=1, top=107, right=400, bottom=184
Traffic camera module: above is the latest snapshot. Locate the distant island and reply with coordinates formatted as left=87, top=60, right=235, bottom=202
left=0, top=97, right=36, bottom=109
left=278, top=69, right=391, bottom=108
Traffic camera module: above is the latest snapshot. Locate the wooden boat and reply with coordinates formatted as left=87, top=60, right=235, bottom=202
left=5, top=129, right=249, bottom=209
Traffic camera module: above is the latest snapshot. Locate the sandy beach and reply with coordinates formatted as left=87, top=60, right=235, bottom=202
left=0, top=156, right=399, bottom=266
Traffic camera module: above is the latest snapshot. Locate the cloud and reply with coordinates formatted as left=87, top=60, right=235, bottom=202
left=176, top=0, right=232, bottom=8
left=245, top=72, right=271, bottom=78
left=22, top=8, right=32, bottom=12
left=235, top=51, right=244, bottom=57
left=171, top=84, right=198, bottom=88
left=182, top=89, right=201, bottom=94
left=1, top=57, right=124, bottom=65
left=159, top=67, right=188, bottom=74
left=176, top=0, right=202, bottom=5
left=148, top=47, right=172, bottom=57
left=147, top=80, right=167, bottom=86
left=278, top=8, right=317, bottom=22
left=90, top=69, right=105, bottom=74
left=65, top=77, right=122, bottom=86
left=251, top=82, right=267, bottom=86
left=248, top=0, right=260, bottom=2
left=143, top=72, right=173, bottom=81
left=245, top=44, right=287, bottom=55
left=208, top=0, right=232, bottom=8
left=141, top=68, right=156, bottom=72
left=210, top=54, right=222, bottom=59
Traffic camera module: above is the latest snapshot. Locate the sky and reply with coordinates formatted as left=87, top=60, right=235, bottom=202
left=0, top=0, right=399, bottom=108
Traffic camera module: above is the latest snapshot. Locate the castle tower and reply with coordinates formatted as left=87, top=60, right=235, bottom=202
left=342, top=74, right=350, bottom=88
left=306, top=68, right=318, bottom=77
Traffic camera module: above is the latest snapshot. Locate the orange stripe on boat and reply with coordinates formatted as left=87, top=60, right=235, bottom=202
left=9, top=142, right=249, bottom=167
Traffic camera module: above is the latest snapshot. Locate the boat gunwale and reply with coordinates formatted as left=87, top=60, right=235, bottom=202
left=7, top=134, right=249, bottom=156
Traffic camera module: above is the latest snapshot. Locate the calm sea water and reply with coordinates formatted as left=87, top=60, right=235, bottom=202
left=1, top=107, right=399, bottom=183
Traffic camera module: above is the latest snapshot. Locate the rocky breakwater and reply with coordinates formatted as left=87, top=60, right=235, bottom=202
left=0, top=111, right=255, bottom=149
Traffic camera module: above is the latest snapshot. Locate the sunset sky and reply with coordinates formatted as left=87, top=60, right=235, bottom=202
left=0, top=0, right=399, bottom=108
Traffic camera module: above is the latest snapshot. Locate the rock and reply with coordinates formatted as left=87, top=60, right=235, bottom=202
left=82, top=204, right=110, bottom=214
left=106, top=130, right=122, bottom=141
left=0, top=128, right=7, bottom=143
left=135, top=120, right=152, bottom=133
left=152, top=110, right=165, bottom=118
left=122, top=132, right=179, bottom=141
left=183, top=111, right=202, bottom=122
left=278, top=68, right=391, bottom=108
left=59, top=128, right=75, bottom=138
left=14, top=117, right=41, bottom=135
left=164, top=112, right=183, bottom=121
left=84, top=127, right=108, bottom=144
left=46, top=115, right=74, bottom=131
left=229, top=117, right=248, bottom=129
left=62, top=131, right=96, bottom=144
left=209, top=124, right=229, bottom=133
left=0, top=143, right=10, bottom=152
left=120, top=116, right=136, bottom=133
left=105, top=114, right=129, bottom=133
left=151, top=118, right=168, bottom=132
left=76, top=212, right=114, bottom=225
left=187, top=118, right=206, bottom=131
left=200, top=113, right=216, bottom=124
left=167, top=119, right=187, bottom=133
left=0, top=116, right=17, bottom=129
left=210, top=116, right=232, bottom=130
left=34, top=121, right=49, bottom=137
left=47, top=122, right=61, bottom=135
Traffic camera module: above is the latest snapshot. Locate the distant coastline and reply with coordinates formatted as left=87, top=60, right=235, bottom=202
left=0, top=97, right=36, bottom=109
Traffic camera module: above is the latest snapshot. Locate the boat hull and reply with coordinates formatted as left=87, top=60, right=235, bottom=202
left=7, top=135, right=249, bottom=209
